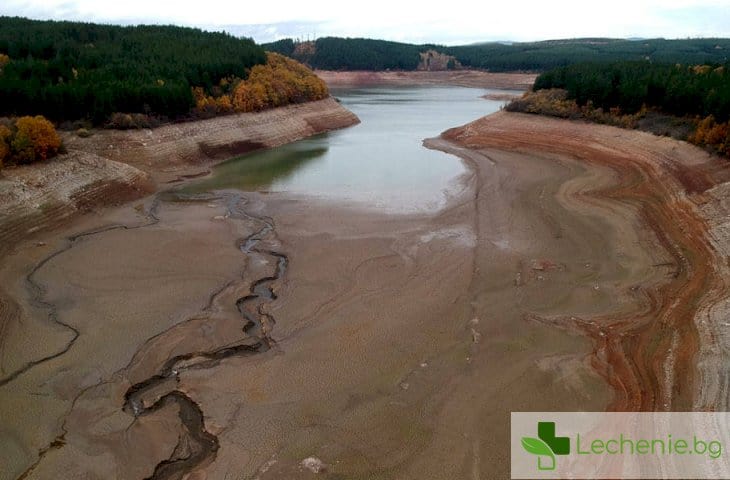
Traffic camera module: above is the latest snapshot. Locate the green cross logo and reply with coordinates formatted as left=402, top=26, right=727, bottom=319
left=521, top=421, right=570, bottom=471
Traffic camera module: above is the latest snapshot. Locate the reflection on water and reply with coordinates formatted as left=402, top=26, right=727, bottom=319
left=182, top=141, right=329, bottom=193
left=185, top=86, right=516, bottom=212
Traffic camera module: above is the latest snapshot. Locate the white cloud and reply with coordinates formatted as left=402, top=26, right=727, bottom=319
left=1, top=0, right=728, bottom=44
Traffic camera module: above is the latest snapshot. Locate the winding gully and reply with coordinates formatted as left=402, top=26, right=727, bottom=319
left=13, top=191, right=287, bottom=480
left=0, top=202, right=162, bottom=389
left=124, top=192, right=287, bottom=480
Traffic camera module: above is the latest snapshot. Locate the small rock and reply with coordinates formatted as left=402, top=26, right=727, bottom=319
left=593, top=285, right=600, bottom=290
left=212, top=215, right=226, bottom=221
left=35, top=241, right=47, bottom=247
left=420, top=362, right=428, bottom=368
left=207, top=203, right=217, bottom=208
left=399, top=382, right=409, bottom=390
left=301, top=457, right=326, bottom=473
left=471, top=328, right=481, bottom=344
left=470, top=317, right=479, bottom=325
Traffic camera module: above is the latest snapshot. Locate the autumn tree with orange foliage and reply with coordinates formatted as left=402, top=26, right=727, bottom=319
left=690, top=115, right=730, bottom=156
left=237, top=52, right=328, bottom=110
left=12, top=116, right=62, bottom=163
left=0, top=116, right=62, bottom=167
left=193, top=52, right=328, bottom=116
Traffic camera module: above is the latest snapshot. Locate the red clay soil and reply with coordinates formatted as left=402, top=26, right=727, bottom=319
left=442, top=111, right=730, bottom=411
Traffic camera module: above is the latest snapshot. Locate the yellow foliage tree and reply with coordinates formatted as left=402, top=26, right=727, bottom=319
left=11, top=116, right=62, bottom=164
left=224, top=52, right=329, bottom=115
left=688, top=115, right=730, bottom=156
left=215, top=95, right=233, bottom=113
left=192, top=52, right=329, bottom=116
left=690, top=115, right=716, bottom=144
left=706, top=122, right=728, bottom=146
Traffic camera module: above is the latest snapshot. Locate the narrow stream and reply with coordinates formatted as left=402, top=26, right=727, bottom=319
left=121, top=192, right=288, bottom=480
left=122, top=87, right=514, bottom=478
left=10, top=86, right=516, bottom=480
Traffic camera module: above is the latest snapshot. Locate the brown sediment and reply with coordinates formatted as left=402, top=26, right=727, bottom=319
left=316, top=69, right=536, bottom=90
left=3, top=106, right=729, bottom=480
left=1, top=191, right=290, bottom=480
left=197, top=140, right=267, bottom=160
left=0, top=98, right=358, bottom=404
left=0, top=98, right=359, bottom=253
left=481, top=92, right=523, bottom=101
left=437, top=111, right=729, bottom=412
left=61, top=97, right=360, bottom=184
left=0, top=151, right=154, bottom=256
left=0, top=96, right=358, bottom=480
left=122, top=192, right=288, bottom=480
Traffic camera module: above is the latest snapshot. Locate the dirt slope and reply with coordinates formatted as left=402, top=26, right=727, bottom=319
left=438, top=111, right=730, bottom=412
left=62, top=97, right=360, bottom=183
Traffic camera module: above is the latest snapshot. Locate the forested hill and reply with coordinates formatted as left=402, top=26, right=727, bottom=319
left=520, top=62, right=730, bottom=156
left=265, top=37, right=427, bottom=70
left=0, top=17, right=267, bottom=123
left=0, top=17, right=327, bottom=126
left=264, top=37, right=730, bottom=72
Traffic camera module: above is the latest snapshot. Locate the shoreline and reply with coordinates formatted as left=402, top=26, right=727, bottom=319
left=1, top=102, right=728, bottom=478
left=0, top=97, right=359, bottom=251
left=61, top=97, right=360, bottom=184
left=434, top=111, right=730, bottom=412
left=316, top=69, right=536, bottom=90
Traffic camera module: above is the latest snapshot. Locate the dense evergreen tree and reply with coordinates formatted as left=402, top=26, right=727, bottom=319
left=0, top=17, right=267, bottom=124
left=447, top=38, right=730, bottom=71
left=264, top=36, right=730, bottom=72
left=264, top=39, right=296, bottom=57
left=310, top=38, right=422, bottom=70
left=265, top=37, right=424, bottom=70
left=534, top=62, right=730, bottom=121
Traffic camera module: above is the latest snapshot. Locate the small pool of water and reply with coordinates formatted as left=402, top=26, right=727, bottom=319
left=185, top=86, right=515, bottom=213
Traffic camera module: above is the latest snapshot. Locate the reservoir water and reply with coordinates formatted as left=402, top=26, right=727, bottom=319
left=186, top=86, right=514, bottom=212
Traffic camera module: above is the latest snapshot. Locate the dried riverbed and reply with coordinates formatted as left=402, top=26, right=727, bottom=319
left=2, top=102, right=729, bottom=479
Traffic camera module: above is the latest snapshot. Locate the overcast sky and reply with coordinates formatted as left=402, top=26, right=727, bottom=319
left=2, top=0, right=729, bottom=44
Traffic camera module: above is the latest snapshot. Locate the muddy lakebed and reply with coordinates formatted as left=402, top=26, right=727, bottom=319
left=2, top=85, right=723, bottom=479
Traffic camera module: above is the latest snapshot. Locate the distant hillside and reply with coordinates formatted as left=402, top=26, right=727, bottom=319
left=264, top=37, right=730, bottom=72
left=0, top=17, right=328, bottom=126
left=265, top=37, right=426, bottom=70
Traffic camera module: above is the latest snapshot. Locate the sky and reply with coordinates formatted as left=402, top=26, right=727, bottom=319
left=2, top=0, right=730, bottom=45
